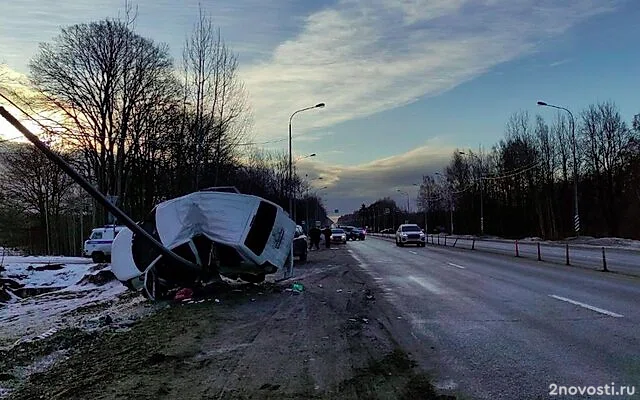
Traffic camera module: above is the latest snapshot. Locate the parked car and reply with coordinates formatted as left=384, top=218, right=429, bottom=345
left=293, top=225, right=308, bottom=262
left=330, top=228, right=348, bottom=244
left=84, top=225, right=125, bottom=263
left=395, top=224, right=426, bottom=247
left=350, top=227, right=366, bottom=240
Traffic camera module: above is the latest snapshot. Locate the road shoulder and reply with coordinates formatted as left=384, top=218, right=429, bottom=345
left=4, top=246, right=454, bottom=400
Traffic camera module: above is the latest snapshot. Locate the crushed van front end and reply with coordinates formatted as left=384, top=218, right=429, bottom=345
left=110, top=191, right=295, bottom=299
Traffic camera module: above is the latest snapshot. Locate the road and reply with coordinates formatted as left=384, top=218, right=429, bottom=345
left=348, top=237, right=640, bottom=399
left=374, top=233, right=640, bottom=277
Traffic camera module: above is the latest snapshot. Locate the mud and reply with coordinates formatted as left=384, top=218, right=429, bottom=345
left=4, top=247, right=453, bottom=400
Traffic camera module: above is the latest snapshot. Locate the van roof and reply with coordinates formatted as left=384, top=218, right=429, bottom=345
left=92, top=225, right=125, bottom=231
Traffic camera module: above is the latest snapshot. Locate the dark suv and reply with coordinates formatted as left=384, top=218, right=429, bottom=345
left=341, top=226, right=355, bottom=240
left=350, top=227, right=366, bottom=240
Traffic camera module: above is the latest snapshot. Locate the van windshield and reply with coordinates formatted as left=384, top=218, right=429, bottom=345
left=90, top=231, right=103, bottom=239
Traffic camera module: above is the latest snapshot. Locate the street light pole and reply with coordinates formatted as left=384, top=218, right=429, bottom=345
left=537, top=101, right=580, bottom=236
left=289, top=104, right=325, bottom=223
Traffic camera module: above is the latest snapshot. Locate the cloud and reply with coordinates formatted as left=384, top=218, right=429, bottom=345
left=240, top=0, right=618, bottom=140
left=549, top=58, right=572, bottom=67
left=298, top=139, right=457, bottom=214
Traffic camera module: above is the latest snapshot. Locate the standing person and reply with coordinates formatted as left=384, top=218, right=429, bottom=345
left=322, top=226, right=332, bottom=249
left=309, top=226, right=321, bottom=250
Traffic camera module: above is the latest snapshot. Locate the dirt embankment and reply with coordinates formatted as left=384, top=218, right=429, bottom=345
left=4, top=247, right=453, bottom=400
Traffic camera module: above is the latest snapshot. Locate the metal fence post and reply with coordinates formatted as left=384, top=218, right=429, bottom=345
left=444, top=236, right=447, bottom=246
left=472, top=239, right=475, bottom=250
left=453, top=238, right=458, bottom=247
left=515, top=240, right=519, bottom=257
left=537, top=242, right=541, bottom=261
left=438, top=235, right=440, bottom=245
left=565, top=244, right=570, bottom=265
left=602, top=247, right=608, bottom=272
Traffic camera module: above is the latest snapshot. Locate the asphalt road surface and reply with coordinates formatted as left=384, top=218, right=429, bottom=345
left=375, top=233, right=640, bottom=277
left=348, top=237, right=640, bottom=400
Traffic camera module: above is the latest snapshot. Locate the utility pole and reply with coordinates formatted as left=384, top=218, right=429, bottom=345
left=41, top=183, right=50, bottom=255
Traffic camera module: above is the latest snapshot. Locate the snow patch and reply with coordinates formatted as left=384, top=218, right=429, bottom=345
left=565, top=236, right=640, bottom=249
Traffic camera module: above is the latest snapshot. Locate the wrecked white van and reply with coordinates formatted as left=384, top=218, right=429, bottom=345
left=111, top=189, right=295, bottom=299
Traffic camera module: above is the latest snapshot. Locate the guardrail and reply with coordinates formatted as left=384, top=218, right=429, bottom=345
left=368, top=233, right=640, bottom=277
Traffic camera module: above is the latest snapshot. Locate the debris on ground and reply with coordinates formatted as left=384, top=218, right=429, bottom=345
left=173, top=288, right=193, bottom=302
left=292, top=282, right=304, bottom=293
left=26, top=264, right=64, bottom=272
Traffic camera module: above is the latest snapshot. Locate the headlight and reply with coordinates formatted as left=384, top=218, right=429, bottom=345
left=402, top=234, right=408, bottom=237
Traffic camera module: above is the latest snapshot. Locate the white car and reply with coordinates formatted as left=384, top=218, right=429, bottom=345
left=395, top=224, right=426, bottom=247
left=329, top=228, right=347, bottom=244
left=111, top=189, right=296, bottom=299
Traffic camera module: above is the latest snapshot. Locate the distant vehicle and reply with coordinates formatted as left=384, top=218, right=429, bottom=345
left=379, top=228, right=394, bottom=234
left=84, top=225, right=125, bottom=263
left=330, top=228, right=347, bottom=244
left=293, top=225, right=308, bottom=262
left=340, top=226, right=354, bottom=238
left=350, top=227, right=366, bottom=241
left=395, top=224, right=426, bottom=247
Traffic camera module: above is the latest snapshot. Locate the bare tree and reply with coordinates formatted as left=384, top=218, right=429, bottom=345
left=28, top=11, right=177, bottom=223
left=580, top=101, right=633, bottom=235
left=182, top=5, right=249, bottom=189
left=0, top=143, right=75, bottom=254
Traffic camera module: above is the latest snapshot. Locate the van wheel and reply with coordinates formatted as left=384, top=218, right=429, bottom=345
left=91, top=252, right=105, bottom=263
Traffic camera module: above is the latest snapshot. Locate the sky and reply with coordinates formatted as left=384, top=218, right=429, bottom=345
left=0, top=0, right=639, bottom=217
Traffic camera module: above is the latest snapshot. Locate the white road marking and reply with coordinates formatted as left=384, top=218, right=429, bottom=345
left=447, top=262, right=465, bottom=269
left=409, top=250, right=418, bottom=255
left=408, top=276, right=443, bottom=294
left=549, top=295, right=624, bottom=318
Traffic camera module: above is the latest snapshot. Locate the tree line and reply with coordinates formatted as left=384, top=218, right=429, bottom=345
left=0, top=4, right=327, bottom=255
left=342, top=103, right=640, bottom=240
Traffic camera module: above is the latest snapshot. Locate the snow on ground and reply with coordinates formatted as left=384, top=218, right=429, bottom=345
left=563, top=236, right=640, bottom=249
left=0, top=256, right=154, bottom=348
left=1, top=256, right=96, bottom=288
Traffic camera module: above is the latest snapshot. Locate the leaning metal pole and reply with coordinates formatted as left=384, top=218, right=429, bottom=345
left=0, top=106, right=200, bottom=271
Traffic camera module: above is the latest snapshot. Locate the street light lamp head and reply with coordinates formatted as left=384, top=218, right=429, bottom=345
left=315, top=103, right=325, bottom=108
left=458, top=151, right=466, bottom=155
left=537, top=101, right=548, bottom=106
left=309, top=153, right=317, bottom=157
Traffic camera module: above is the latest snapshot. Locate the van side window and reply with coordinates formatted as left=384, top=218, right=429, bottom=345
left=91, top=231, right=103, bottom=240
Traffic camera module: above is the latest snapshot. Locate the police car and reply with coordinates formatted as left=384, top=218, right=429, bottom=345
left=83, top=225, right=124, bottom=263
